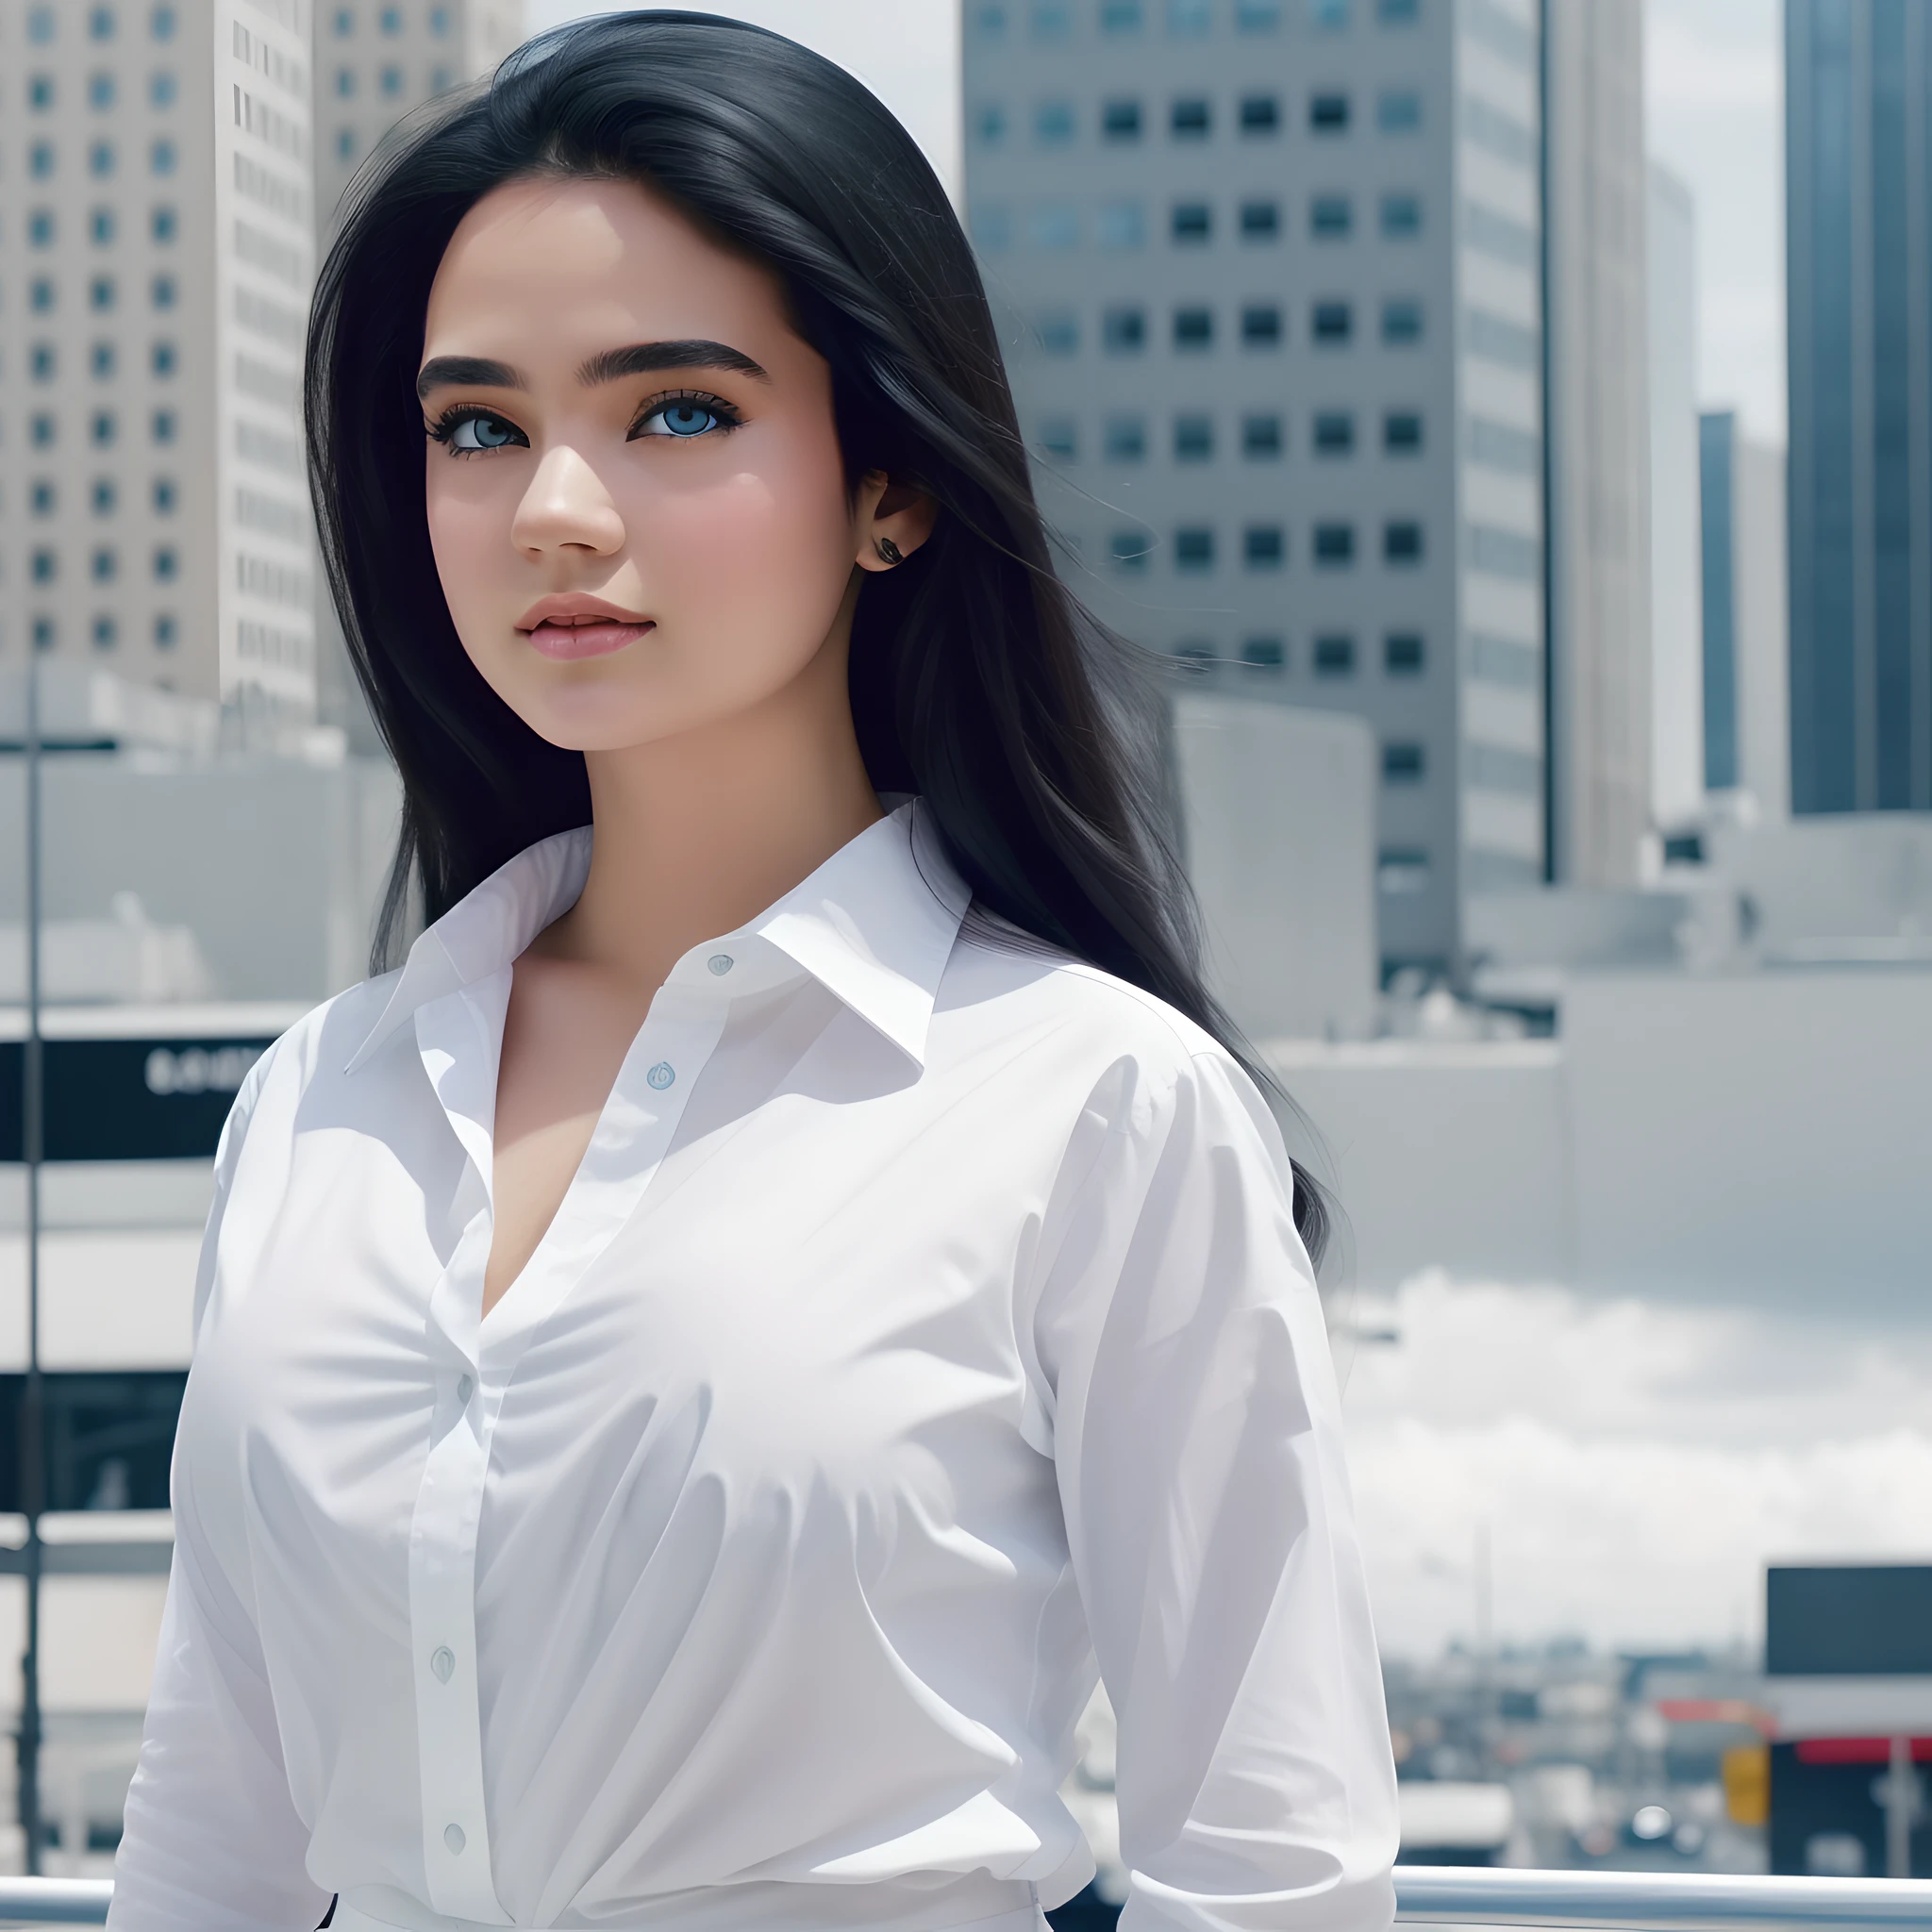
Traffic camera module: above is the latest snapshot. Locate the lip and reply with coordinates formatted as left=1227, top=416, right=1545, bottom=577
left=516, top=592, right=655, bottom=662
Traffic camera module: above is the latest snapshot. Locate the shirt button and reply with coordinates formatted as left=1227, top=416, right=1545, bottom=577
left=431, top=1646, right=455, bottom=1683
left=646, top=1061, right=675, bottom=1090
left=444, top=1823, right=466, bottom=1856
left=457, top=1374, right=474, bottom=1405
left=707, top=953, right=734, bottom=975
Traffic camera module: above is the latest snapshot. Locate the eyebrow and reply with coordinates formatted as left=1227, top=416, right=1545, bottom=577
left=415, top=339, right=771, bottom=401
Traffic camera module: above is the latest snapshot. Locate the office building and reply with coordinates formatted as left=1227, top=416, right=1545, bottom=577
left=961, top=0, right=1546, bottom=974
left=1787, top=0, right=1932, bottom=812
left=0, top=0, right=317, bottom=717
left=1541, top=0, right=1651, bottom=887
left=1699, top=411, right=1789, bottom=818
left=1646, top=161, right=1703, bottom=829
left=315, top=0, right=522, bottom=236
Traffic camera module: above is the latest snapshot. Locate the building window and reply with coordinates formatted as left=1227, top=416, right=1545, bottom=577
left=1381, top=298, right=1424, bottom=344
left=151, top=5, right=177, bottom=38
left=153, top=476, right=178, bottom=513
left=1032, top=1, right=1074, bottom=40
left=90, top=3, right=117, bottom=33
left=1382, top=741, right=1426, bottom=782
left=31, top=344, right=57, bottom=382
left=28, top=75, right=56, bottom=110
left=1241, top=303, right=1281, bottom=347
left=1312, top=300, right=1354, bottom=343
left=1171, top=97, right=1211, bottom=139
left=27, top=5, right=55, bottom=42
left=337, top=67, right=357, bottom=96
left=150, top=71, right=177, bottom=107
left=1174, top=306, right=1214, bottom=349
left=1174, top=413, right=1214, bottom=461
left=31, top=276, right=58, bottom=313
left=90, top=72, right=118, bottom=109
left=93, top=479, right=118, bottom=514
left=92, top=208, right=117, bottom=244
left=153, top=545, right=179, bottom=581
left=1310, top=194, right=1353, bottom=239
left=30, top=482, right=58, bottom=517
left=1377, top=848, right=1430, bottom=893
left=91, top=140, right=117, bottom=176
left=90, top=275, right=116, bottom=311
left=1240, top=93, right=1279, bottom=135
left=29, top=209, right=57, bottom=247
left=1037, top=311, right=1078, bottom=354
left=93, top=411, right=119, bottom=445
left=155, top=613, right=178, bottom=648
left=971, top=4, right=1008, bottom=38
left=1034, top=100, right=1075, bottom=144
left=31, top=618, right=58, bottom=652
left=1240, top=199, right=1279, bottom=240
left=91, top=341, right=117, bottom=378
left=1167, top=0, right=1211, bottom=37
left=1313, top=523, right=1356, bottom=566
left=92, top=547, right=118, bottom=584
left=334, top=4, right=355, bottom=29
left=1110, top=527, right=1152, bottom=570
left=152, top=408, right=176, bottom=442
left=380, top=65, right=404, bottom=98
left=1310, top=0, right=1348, bottom=26
left=1314, top=411, right=1356, bottom=455
left=152, top=341, right=178, bottom=376
left=1241, top=411, right=1282, bottom=458
left=1241, top=636, right=1285, bottom=667
left=1235, top=0, right=1282, bottom=26
left=1309, top=92, right=1350, bottom=133
left=1243, top=525, right=1284, bottom=569
left=29, top=141, right=56, bottom=178
left=1028, top=204, right=1079, bottom=249
left=153, top=206, right=179, bottom=243
left=380, top=3, right=403, bottom=29
left=1381, top=192, right=1422, bottom=237
left=430, top=5, right=452, bottom=32
left=31, top=415, right=58, bottom=449
left=1036, top=416, right=1077, bottom=460
left=973, top=102, right=1007, bottom=145
left=31, top=550, right=58, bottom=586
left=1174, top=526, right=1216, bottom=571
left=1104, top=306, right=1147, bottom=353
left=1377, top=90, right=1422, bottom=132
left=1100, top=0, right=1144, bottom=30
left=93, top=615, right=120, bottom=650
left=150, top=137, right=176, bottom=175
left=1385, top=632, right=1424, bottom=674
left=1384, top=410, right=1424, bottom=453
left=1314, top=633, right=1356, bottom=675
left=1097, top=201, right=1146, bottom=249
left=1171, top=202, right=1212, bottom=243
left=1378, top=0, right=1420, bottom=21
left=337, top=128, right=358, bottom=162
left=151, top=274, right=177, bottom=308
left=1105, top=414, right=1147, bottom=460
left=1103, top=98, right=1143, bottom=141
left=1384, top=521, right=1424, bottom=564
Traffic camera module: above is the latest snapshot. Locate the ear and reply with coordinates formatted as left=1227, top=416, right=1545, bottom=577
left=854, top=469, right=940, bottom=573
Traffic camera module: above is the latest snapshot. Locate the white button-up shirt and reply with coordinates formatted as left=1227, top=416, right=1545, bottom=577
left=110, top=802, right=1396, bottom=1932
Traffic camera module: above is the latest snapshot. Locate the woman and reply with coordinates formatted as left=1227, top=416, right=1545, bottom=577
left=110, top=15, right=1396, bottom=1932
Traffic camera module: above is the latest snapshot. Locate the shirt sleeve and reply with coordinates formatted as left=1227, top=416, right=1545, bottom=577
left=1028, top=1047, right=1398, bottom=1932
left=109, top=1065, right=333, bottom=1932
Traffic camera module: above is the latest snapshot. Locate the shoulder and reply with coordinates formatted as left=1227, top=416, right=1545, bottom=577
left=225, top=968, right=408, bottom=1135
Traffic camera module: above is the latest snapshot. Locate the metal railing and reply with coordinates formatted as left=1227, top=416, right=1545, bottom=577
left=4, top=1870, right=1932, bottom=1928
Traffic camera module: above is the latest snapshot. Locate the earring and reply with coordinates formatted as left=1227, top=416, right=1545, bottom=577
left=875, top=538, right=905, bottom=567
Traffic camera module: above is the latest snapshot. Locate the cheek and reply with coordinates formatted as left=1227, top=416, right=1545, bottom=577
left=425, top=458, right=519, bottom=616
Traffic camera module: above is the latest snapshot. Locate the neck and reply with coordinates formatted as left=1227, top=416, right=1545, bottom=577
left=547, top=632, right=883, bottom=993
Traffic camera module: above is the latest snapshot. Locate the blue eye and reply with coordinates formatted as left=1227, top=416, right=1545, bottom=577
left=638, top=397, right=731, bottom=439
left=437, top=410, right=524, bottom=452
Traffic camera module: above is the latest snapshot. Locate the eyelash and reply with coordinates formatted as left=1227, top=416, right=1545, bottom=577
left=424, top=390, right=745, bottom=456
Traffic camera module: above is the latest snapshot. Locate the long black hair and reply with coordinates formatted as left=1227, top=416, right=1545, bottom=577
left=305, top=10, right=1329, bottom=1261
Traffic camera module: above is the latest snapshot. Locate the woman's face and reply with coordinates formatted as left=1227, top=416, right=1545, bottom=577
left=418, top=175, right=923, bottom=753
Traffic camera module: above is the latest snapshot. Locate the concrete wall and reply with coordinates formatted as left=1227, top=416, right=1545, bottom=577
left=1173, top=695, right=1377, bottom=1041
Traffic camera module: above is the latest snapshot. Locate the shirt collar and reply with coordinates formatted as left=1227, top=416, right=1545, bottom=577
left=344, top=799, right=970, bottom=1076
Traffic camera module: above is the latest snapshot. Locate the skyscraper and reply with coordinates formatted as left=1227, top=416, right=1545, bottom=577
left=0, top=0, right=317, bottom=715
left=961, top=0, right=1545, bottom=974
left=1787, top=0, right=1932, bottom=812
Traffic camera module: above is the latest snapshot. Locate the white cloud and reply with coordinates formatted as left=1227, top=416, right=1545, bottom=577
left=1341, top=1274, right=1932, bottom=1657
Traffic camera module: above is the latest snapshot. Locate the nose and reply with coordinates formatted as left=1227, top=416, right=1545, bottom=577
left=510, top=443, right=625, bottom=558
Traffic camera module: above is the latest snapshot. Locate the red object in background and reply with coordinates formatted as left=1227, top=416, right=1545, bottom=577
left=1656, top=1698, right=1775, bottom=1736
left=1793, top=1737, right=1932, bottom=1764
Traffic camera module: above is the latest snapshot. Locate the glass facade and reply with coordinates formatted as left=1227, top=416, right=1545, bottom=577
left=1698, top=413, right=1739, bottom=790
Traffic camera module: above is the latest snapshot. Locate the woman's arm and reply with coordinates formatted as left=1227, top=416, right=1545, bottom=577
left=109, top=1058, right=332, bottom=1932
left=1030, top=1046, right=1398, bottom=1932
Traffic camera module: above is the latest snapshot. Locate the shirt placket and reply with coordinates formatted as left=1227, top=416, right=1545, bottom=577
left=405, top=969, right=734, bottom=1924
